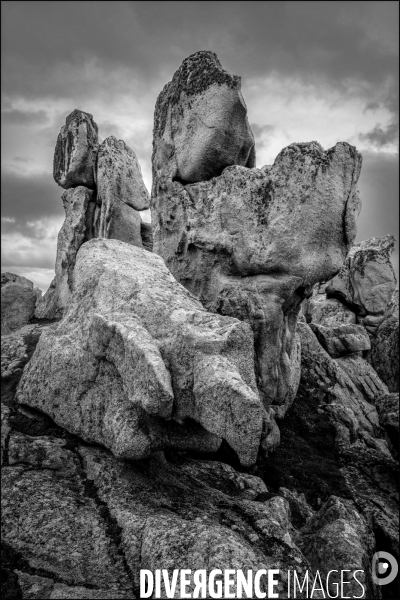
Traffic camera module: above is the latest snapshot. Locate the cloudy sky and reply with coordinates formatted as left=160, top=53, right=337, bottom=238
left=2, top=0, right=398, bottom=291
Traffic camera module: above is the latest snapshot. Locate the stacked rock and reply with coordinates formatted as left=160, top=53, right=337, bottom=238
left=151, top=51, right=363, bottom=451
left=37, top=110, right=152, bottom=319
left=304, top=235, right=398, bottom=394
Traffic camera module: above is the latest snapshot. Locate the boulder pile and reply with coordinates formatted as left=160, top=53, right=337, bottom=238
left=1, top=51, right=398, bottom=600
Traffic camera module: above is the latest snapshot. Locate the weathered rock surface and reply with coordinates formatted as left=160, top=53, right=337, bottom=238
left=326, top=235, right=397, bottom=333
left=95, top=136, right=150, bottom=248
left=335, top=353, right=389, bottom=405
left=303, top=292, right=357, bottom=326
left=17, top=238, right=268, bottom=466
left=374, top=392, right=399, bottom=454
left=152, top=138, right=362, bottom=419
left=1, top=273, right=37, bottom=335
left=36, top=187, right=96, bottom=319
left=299, top=496, right=375, bottom=599
left=310, top=323, right=370, bottom=358
left=15, top=572, right=134, bottom=600
left=53, top=110, right=99, bottom=190
left=153, top=51, right=255, bottom=185
left=97, top=136, right=150, bottom=211
left=2, top=461, right=133, bottom=593
left=297, top=321, right=384, bottom=450
left=369, top=290, right=399, bottom=392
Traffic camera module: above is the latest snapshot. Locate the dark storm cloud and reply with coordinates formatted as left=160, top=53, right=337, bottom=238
left=2, top=2, right=398, bottom=100
left=359, top=121, right=399, bottom=148
left=1, top=169, right=64, bottom=232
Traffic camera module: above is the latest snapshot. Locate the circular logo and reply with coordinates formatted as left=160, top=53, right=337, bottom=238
left=372, top=551, right=398, bottom=586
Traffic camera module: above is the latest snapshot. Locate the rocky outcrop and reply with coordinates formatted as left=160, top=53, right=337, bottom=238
left=153, top=50, right=255, bottom=185
left=300, top=496, right=375, bottom=599
left=41, top=113, right=152, bottom=320
left=310, top=323, right=370, bottom=358
left=17, top=238, right=269, bottom=466
left=1, top=273, right=37, bottom=335
left=326, top=235, right=397, bottom=334
left=296, top=321, right=385, bottom=451
left=53, top=110, right=99, bottom=190
left=3, top=51, right=398, bottom=600
left=369, top=290, right=399, bottom=392
left=152, top=139, right=362, bottom=420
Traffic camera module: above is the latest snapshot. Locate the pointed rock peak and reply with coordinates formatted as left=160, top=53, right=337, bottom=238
left=65, top=109, right=98, bottom=132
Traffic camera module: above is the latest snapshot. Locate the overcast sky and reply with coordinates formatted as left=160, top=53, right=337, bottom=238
left=1, top=0, right=398, bottom=291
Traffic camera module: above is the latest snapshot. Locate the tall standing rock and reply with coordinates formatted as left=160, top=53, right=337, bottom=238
left=97, top=136, right=150, bottom=247
left=53, top=109, right=99, bottom=190
left=1, top=273, right=37, bottom=335
left=153, top=50, right=255, bottom=186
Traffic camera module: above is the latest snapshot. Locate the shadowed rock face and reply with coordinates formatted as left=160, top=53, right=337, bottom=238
left=152, top=138, right=362, bottom=426
left=326, top=235, right=397, bottom=334
left=153, top=51, right=255, bottom=185
left=17, top=239, right=268, bottom=466
left=1, top=273, right=37, bottom=335
left=53, top=109, right=99, bottom=190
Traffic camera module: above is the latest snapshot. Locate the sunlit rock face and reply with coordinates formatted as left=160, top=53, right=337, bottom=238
left=151, top=52, right=363, bottom=445
left=17, top=239, right=268, bottom=467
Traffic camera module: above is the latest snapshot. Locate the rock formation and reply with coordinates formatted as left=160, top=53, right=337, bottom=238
left=153, top=51, right=255, bottom=185
left=38, top=111, right=152, bottom=320
left=53, top=109, right=99, bottom=190
left=2, top=51, right=399, bottom=600
left=17, top=239, right=268, bottom=466
left=326, top=235, right=397, bottom=334
left=151, top=51, right=362, bottom=435
left=1, top=273, right=37, bottom=335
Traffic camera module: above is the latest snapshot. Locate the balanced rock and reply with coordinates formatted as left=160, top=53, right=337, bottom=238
left=368, top=290, right=399, bottom=392
left=1, top=273, right=37, bottom=335
left=17, top=238, right=268, bottom=466
left=152, top=131, right=362, bottom=424
left=310, top=323, right=370, bottom=358
left=53, top=109, right=99, bottom=190
left=326, top=235, right=397, bottom=333
left=153, top=50, right=255, bottom=185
